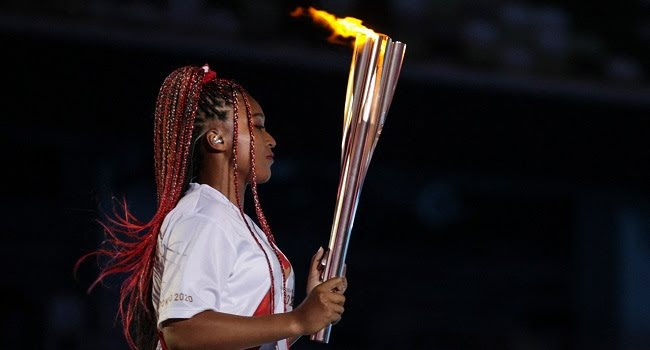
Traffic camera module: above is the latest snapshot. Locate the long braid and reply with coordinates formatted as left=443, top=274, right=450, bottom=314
left=76, top=66, right=206, bottom=350
left=230, top=83, right=281, bottom=314
left=240, top=89, right=288, bottom=313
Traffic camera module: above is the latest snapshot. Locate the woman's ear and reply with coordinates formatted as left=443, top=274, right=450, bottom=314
left=205, top=129, right=227, bottom=152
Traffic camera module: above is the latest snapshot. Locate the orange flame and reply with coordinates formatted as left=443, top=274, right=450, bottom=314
left=291, top=6, right=378, bottom=44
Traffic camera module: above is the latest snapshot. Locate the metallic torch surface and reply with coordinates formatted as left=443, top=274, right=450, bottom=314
left=311, top=33, right=406, bottom=343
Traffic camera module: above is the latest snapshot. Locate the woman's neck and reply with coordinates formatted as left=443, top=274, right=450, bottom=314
left=197, top=160, right=247, bottom=208
left=200, top=178, right=246, bottom=208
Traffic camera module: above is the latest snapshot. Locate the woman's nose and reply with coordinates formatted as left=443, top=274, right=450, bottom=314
left=267, top=132, right=276, bottom=149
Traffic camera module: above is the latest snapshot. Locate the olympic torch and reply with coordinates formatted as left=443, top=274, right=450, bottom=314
left=292, top=7, right=406, bottom=343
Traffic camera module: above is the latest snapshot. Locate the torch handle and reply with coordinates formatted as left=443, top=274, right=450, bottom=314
left=312, top=324, right=333, bottom=343
left=310, top=246, right=342, bottom=343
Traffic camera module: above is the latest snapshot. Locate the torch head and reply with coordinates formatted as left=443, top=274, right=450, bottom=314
left=342, top=34, right=406, bottom=168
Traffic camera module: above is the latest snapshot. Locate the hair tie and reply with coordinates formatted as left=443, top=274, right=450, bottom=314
left=201, top=63, right=217, bottom=84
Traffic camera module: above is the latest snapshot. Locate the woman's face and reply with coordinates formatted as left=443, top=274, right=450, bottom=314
left=233, top=93, right=277, bottom=184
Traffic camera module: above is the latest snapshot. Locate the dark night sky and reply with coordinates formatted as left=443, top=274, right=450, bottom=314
left=1, top=1, right=649, bottom=349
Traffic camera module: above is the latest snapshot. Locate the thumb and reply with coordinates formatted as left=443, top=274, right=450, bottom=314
left=310, top=246, right=325, bottom=271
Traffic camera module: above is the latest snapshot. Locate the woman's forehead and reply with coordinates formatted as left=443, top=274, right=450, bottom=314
left=244, top=94, right=264, bottom=117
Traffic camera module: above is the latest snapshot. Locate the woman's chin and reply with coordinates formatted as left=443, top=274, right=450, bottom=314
left=250, top=172, right=271, bottom=184
left=258, top=174, right=271, bottom=183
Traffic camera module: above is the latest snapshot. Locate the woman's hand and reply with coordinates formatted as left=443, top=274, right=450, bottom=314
left=306, top=247, right=347, bottom=295
left=290, top=277, right=348, bottom=335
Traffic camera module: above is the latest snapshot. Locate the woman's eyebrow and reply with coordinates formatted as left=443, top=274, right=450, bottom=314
left=252, top=112, right=265, bottom=119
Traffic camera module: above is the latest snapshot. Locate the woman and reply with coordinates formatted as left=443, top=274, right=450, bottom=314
left=79, top=65, right=347, bottom=350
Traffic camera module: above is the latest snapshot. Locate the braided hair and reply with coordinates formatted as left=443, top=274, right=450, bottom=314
left=76, top=65, right=286, bottom=350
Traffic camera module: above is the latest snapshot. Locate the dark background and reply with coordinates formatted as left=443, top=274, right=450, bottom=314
left=2, top=0, right=649, bottom=349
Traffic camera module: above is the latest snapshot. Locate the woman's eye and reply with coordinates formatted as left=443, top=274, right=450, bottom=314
left=255, top=125, right=265, bottom=130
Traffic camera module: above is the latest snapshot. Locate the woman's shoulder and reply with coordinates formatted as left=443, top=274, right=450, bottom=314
left=162, top=184, right=240, bottom=237
left=162, top=183, right=266, bottom=248
left=161, top=208, right=237, bottom=253
left=177, top=183, right=235, bottom=213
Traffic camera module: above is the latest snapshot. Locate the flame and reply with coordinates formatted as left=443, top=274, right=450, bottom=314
left=291, top=6, right=378, bottom=44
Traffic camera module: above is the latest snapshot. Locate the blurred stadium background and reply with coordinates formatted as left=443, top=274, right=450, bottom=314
left=1, top=0, right=648, bottom=349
